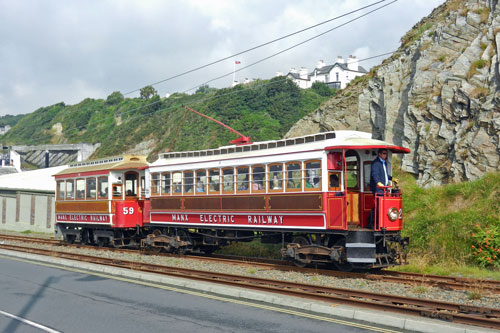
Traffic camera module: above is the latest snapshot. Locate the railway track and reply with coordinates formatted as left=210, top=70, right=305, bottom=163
left=0, top=242, right=499, bottom=330
left=2, top=233, right=500, bottom=295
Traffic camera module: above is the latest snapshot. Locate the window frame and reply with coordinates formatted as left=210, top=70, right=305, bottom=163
left=171, top=171, right=182, bottom=195
left=57, top=180, right=65, bottom=200
left=304, top=159, right=322, bottom=192
left=267, top=163, right=284, bottom=193
left=236, top=166, right=250, bottom=194
left=75, top=178, right=86, bottom=200
left=66, top=179, right=75, bottom=200
left=285, top=161, right=302, bottom=192
left=161, top=172, right=171, bottom=196
left=208, top=169, right=220, bottom=195
left=151, top=173, right=160, bottom=196
left=86, top=177, right=97, bottom=200
left=98, top=176, right=109, bottom=200
left=195, top=170, right=207, bottom=195
left=183, top=170, right=194, bottom=196
left=222, top=167, right=235, bottom=194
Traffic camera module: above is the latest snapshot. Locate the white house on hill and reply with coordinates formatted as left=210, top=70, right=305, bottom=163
left=283, top=55, right=368, bottom=90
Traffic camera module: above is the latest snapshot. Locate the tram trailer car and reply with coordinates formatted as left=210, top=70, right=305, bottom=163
left=144, top=130, right=410, bottom=270
left=53, top=131, right=410, bottom=270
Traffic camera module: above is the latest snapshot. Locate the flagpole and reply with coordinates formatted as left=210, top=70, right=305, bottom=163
left=233, top=61, right=236, bottom=85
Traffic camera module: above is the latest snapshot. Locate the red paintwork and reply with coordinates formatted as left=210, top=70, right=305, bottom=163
left=375, top=191, right=403, bottom=231
left=55, top=213, right=110, bottom=224
left=150, top=212, right=325, bottom=228
left=54, top=170, right=109, bottom=179
left=114, top=200, right=144, bottom=228
left=325, top=145, right=410, bottom=153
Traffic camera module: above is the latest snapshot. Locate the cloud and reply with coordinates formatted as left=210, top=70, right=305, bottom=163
left=0, top=0, right=446, bottom=116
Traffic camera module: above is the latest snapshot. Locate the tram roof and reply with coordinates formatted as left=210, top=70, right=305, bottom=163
left=152, top=131, right=410, bottom=166
left=54, top=155, right=149, bottom=176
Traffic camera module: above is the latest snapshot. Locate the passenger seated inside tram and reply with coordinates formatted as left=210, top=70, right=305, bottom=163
left=330, top=174, right=339, bottom=188
left=174, top=184, right=181, bottom=193
left=196, top=182, right=205, bottom=193
left=126, top=189, right=133, bottom=196
left=238, top=181, right=248, bottom=191
left=252, top=181, right=263, bottom=191
left=329, top=174, right=343, bottom=196
left=271, top=175, right=282, bottom=189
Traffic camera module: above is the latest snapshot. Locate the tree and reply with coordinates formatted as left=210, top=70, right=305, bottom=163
left=195, top=84, right=216, bottom=94
left=106, top=91, right=124, bottom=105
left=311, top=81, right=334, bottom=97
left=140, top=86, right=158, bottom=99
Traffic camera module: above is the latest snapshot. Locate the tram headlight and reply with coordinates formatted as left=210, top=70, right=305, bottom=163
left=387, top=207, right=398, bottom=221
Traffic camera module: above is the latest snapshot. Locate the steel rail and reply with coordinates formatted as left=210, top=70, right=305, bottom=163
left=1, top=243, right=499, bottom=330
left=2, top=234, right=500, bottom=295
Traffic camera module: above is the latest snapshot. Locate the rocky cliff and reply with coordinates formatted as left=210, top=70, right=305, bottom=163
left=287, top=0, right=500, bottom=187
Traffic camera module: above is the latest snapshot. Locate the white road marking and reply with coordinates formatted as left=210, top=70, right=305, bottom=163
left=0, top=309, right=61, bottom=333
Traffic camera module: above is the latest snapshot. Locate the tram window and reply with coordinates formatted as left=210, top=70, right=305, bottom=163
left=363, top=162, right=372, bottom=192
left=75, top=179, right=85, bottom=199
left=98, top=177, right=108, bottom=199
left=172, top=172, right=182, bottom=194
left=195, top=170, right=207, bottom=194
left=305, top=160, right=321, bottom=191
left=66, top=180, right=74, bottom=200
left=57, top=181, right=65, bottom=200
left=222, top=168, right=234, bottom=193
left=252, top=165, right=265, bottom=193
left=236, top=167, right=249, bottom=193
left=184, top=171, right=194, bottom=195
left=151, top=173, right=160, bottom=196
left=268, top=164, right=283, bottom=192
left=86, top=178, right=97, bottom=200
left=345, top=151, right=359, bottom=189
left=285, top=162, right=301, bottom=192
left=112, top=184, right=122, bottom=198
left=141, top=176, right=145, bottom=197
left=328, top=172, right=341, bottom=191
left=162, top=172, right=171, bottom=195
left=208, top=169, right=220, bottom=194
left=125, top=172, right=138, bottom=197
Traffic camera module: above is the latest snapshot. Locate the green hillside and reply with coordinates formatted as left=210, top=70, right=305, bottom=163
left=0, top=78, right=332, bottom=159
left=0, top=114, right=25, bottom=127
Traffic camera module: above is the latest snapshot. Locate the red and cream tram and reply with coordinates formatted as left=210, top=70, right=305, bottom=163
left=54, top=156, right=149, bottom=246
left=144, top=130, right=410, bottom=269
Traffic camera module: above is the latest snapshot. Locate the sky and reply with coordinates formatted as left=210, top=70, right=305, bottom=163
left=0, top=0, right=445, bottom=116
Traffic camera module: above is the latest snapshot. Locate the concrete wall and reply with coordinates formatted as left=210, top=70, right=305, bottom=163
left=0, top=189, right=54, bottom=234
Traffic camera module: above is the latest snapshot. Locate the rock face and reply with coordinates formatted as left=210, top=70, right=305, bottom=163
left=287, top=0, right=500, bottom=187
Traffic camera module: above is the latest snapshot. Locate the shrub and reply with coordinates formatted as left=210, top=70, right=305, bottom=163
left=471, top=225, right=500, bottom=268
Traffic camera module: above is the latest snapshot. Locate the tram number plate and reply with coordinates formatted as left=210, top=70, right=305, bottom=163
left=122, top=207, right=135, bottom=215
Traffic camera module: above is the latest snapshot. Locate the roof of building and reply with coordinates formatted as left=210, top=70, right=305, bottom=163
left=0, top=165, right=67, bottom=192
left=314, top=63, right=368, bottom=75
left=286, top=72, right=309, bottom=81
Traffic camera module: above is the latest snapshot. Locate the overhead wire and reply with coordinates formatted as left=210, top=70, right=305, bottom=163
left=46, top=0, right=400, bottom=141
left=123, top=0, right=388, bottom=95
left=182, top=0, right=398, bottom=93
left=56, top=50, right=397, bottom=139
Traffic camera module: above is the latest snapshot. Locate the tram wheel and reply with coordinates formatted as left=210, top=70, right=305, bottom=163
left=177, top=229, right=192, bottom=254
left=332, top=238, right=353, bottom=272
left=291, top=236, right=311, bottom=268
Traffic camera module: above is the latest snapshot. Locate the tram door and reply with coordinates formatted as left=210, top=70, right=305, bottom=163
left=124, top=172, right=139, bottom=198
left=345, top=150, right=361, bottom=228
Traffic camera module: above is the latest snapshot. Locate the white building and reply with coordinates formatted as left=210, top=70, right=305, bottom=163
left=284, top=55, right=367, bottom=90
